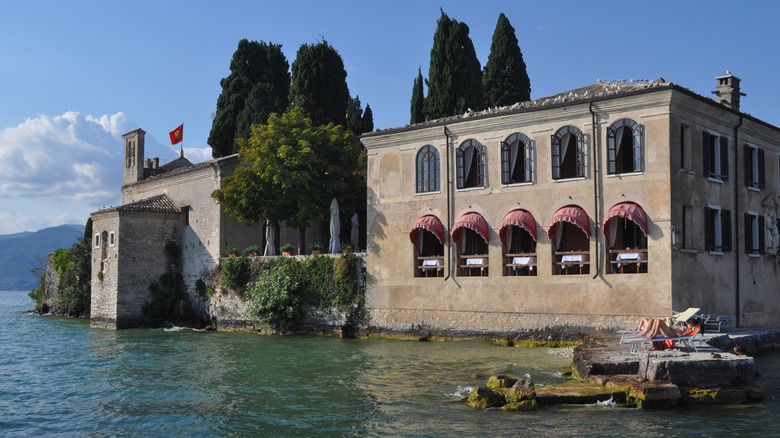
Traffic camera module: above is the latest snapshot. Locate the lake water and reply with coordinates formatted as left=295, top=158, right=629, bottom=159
left=1, top=290, right=779, bottom=437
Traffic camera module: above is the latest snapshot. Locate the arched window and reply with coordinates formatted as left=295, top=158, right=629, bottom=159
left=100, top=230, right=108, bottom=260
left=551, top=126, right=584, bottom=180
left=452, top=212, right=490, bottom=276
left=416, top=145, right=440, bottom=193
left=410, top=215, right=445, bottom=277
left=456, top=139, right=486, bottom=189
left=607, top=119, right=644, bottom=174
left=604, top=202, right=649, bottom=274
left=501, top=133, right=533, bottom=184
left=547, top=205, right=591, bottom=275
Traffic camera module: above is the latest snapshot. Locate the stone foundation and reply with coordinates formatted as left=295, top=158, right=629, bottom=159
left=366, top=308, right=636, bottom=340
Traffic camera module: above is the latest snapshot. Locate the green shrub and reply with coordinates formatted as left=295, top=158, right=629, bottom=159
left=195, top=278, right=208, bottom=299
left=142, top=272, right=187, bottom=326
left=246, top=258, right=306, bottom=332
left=220, top=256, right=250, bottom=294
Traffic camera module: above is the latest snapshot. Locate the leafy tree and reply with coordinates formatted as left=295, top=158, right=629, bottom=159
left=52, top=235, right=91, bottom=317
left=410, top=67, right=425, bottom=124
left=346, top=96, right=374, bottom=136
left=212, top=108, right=364, bottom=248
left=289, top=40, right=349, bottom=127
left=423, top=10, right=484, bottom=120
left=483, top=13, right=531, bottom=107
left=362, top=104, right=374, bottom=133
left=208, top=39, right=290, bottom=158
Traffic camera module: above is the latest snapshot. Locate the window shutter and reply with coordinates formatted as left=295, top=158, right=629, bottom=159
left=576, top=131, right=585, bottom=177
left=720, top=136, right=729, bottom=180
left=702, top=132, right=711, bottom=177
left=722, top=209, right=732, bottom=252
left=524, top=138, right=534, bottom=183
left=704, top=207, right=714, bottom=251
left=758, top=148, right=766, bottom=189
left=477, top=145, right=486, bottom=187
left=607, top=126, right=617, bottom=174
left=456, top=147, right=464, bottom=189
left=634, top=124, right=644, bottom=172
left=759, top=214, right=766, bottom=254
left=744, top=212, right=752, bottom=253
left=551, top=135, right=561, bottom=180
left=500, top=141, right=510, bottom=184
left=744, top=144, right=751, bottom=187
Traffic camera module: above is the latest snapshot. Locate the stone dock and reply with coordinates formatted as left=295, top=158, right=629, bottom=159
left=465, top=327, right=780, bottom=410
left=569, top=327, right=780, bottom=407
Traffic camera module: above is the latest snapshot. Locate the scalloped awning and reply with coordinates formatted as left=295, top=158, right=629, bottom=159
left=603, top=202, right=648, bottom=236
left=499, top=209, right=537, bottom=242
left=451, top=212, right=489, bottom=244
left=547, top=205, right=591, bottom=239
left=409, top=215, right=445, bottom=244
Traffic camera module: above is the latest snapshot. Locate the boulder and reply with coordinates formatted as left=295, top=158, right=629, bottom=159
left=501, top=399, right=538, bottom=411
left=629, top=381, right=681, bottom=408
left=467, top=387, right=504, bottom=409
left=486, top=374, right=517, bottom=390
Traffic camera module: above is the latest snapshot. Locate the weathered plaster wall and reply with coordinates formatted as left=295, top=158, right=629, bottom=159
left=363, top=92, right=675, bottom=336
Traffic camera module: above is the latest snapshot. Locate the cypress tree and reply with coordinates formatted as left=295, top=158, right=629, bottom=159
left=423, top=10, right=484, bottom=120
left=362, top=104, right=373, bottom=133
left=410, top=67, right=425, bottom=124
left=483, top=13, right=531, bottom=107
left=289, top=40, right=350, bottom=127
left=208, top=39, right=290, bottom=158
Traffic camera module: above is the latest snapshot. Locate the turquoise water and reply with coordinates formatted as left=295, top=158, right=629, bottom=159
left=2, top=290, right=779, bottom=437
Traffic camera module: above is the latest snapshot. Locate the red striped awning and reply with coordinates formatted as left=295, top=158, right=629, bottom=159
left=547, top=205, right=591, bottom=239
left=603, top=202, right=648, bottom=236
left=409, top=215, right=445, bottom=244
left=451, top=212, right=490, bottom=244
left=499, top=209, right=537, bottom=242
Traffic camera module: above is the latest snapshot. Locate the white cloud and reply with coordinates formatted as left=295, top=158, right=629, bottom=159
left=0, top=111, right=180, bottom=233
left=183, top=147, right=213, bottom=164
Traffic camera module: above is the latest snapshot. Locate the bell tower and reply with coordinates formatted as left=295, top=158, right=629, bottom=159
left=122, top=128, right=145, bottom=186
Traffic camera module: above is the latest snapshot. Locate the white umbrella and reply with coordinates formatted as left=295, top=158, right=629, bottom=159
left=350, top=213, right=360, bottom=252
left=264, top=220, right=276, bottom=256
left=329, top=198, right=341, bottom=253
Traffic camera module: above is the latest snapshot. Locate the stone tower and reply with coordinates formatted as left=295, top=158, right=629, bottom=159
left=122, top=128, right=146, bottom=186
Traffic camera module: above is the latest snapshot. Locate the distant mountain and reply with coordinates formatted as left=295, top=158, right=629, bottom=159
left=0, top=225, right=85, bottom=291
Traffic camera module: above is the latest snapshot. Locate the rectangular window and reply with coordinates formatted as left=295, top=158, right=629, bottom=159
left=95, top=234, right=100, bottom=247
left=744, top=144, right=765, bottom=190
left=744, top=211, right=764, bottom=255
left=109, top=232, right=115, bottom=246
left=681, top=124, right=691, bottom=171
left=702, top=131, right=729, bottom=180
left=705, top=205, right=732, bottom=253
left=181, top=206, right=190, bottom=226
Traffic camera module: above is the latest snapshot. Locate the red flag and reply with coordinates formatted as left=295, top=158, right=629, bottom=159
left=169, top=124, right=183, bottom=145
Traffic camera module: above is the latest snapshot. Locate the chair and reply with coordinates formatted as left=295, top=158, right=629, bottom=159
left=623, top=322, right=703, bottom=354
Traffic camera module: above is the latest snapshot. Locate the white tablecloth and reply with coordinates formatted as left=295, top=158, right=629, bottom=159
left=512, top=256, right=535, bottom=271
left=616, top=252, right=639, bottom=268
left=466, top=258, right=484, bottom=265
left=561, top=254, right=584, bottom=267
left=421, top=259, right=443, bottom=270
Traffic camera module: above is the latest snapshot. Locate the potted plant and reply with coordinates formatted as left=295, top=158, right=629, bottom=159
left=243, top=245, right=261, bottom=257
left=309, top=242, right=324, bottom=255
left=226, top=247, right=240, bottom=258
left=280, top=243, right=295, bottom=256
left=341, top=241, right=354, bottom=254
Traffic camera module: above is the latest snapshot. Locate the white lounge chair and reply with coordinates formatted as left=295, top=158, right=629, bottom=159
left=623, top=334, right=699, bottom=354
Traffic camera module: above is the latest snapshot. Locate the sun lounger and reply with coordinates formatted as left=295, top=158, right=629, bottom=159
left=623, top=334, right=699, bottom=354
left=702, top=314, right=735, bottom=333
left=617, top=330, right=641, bottom=344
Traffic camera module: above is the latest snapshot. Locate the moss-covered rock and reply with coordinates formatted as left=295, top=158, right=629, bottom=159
left=501, top=399, right=538, bottom=411
left=487, top=374, right=517, bottom=390
left=629, top=382, right=681, bottom=408
left=681, top=387, right=748, bottom=404
left=467, top=387, right=504, bottom=409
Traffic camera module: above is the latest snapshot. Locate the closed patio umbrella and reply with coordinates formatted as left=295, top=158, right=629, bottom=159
left=264, top=219, right=276, bottom=256
left=350, top=213, right=360, bottom=252
left=329, top=198, right=341, bottom=253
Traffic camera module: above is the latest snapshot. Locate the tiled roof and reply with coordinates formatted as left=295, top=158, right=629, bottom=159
left=96, top=194, right=179, bottom=215
left=362, top=78, right=676, bottom=136
left=141, top=154, right=238, bottom=183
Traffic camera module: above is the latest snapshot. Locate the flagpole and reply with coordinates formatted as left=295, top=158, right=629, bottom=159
left=179, top=123, right=183, bottom=158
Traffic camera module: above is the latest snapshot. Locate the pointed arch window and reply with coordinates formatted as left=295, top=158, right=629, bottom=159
left=551, top=126, right=584, bottom=180
left=456, top=139, right=486, bottom=189
left=416, top=145, right=440, bottom=193
left=607, top=119, right=644, bottom=174
left=501, top=133, right=534, bottom=184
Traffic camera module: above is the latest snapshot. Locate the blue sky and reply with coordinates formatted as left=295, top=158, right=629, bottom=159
left=1, top=0, right=778, bottom=233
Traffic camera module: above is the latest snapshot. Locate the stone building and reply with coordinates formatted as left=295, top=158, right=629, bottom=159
left=89, top=129, right=319, bottom=328
left=360, top=74, right=780, bottom=338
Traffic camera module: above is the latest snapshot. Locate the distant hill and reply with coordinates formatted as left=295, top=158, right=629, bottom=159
left=0, top=225, right=85, bottom=291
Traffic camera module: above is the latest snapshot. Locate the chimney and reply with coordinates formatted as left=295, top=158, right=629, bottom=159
left=712, top=72, right=745, bottom=110
left=145, top=158, right=152, bottom=169
left=152, top=157, right=159, bottom=169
